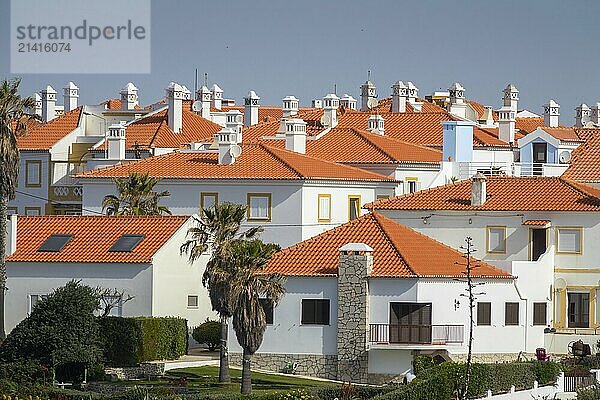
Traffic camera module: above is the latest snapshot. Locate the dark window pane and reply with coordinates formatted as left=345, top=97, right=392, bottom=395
left=533, top=303, right=547, bottom=326
left=505, top=302, right=519, bottom=325
left=477, top=302, right=491, bottom=326
left=37, top=234, right=74, bottom=252
left=301, top=299, right=330, bottom=325
left=109, top=234, right=144, bottom=252
left=259, top=298, right=274, bottom=325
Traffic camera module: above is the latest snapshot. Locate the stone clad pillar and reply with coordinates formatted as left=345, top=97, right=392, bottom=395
left=337, top=243, right=372, bottom=383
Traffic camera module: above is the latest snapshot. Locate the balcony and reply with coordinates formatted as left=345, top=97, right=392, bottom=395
left=49, top=185, right=83, bottom=203
left=455, top=162, right=568, bottom=180
left=369, top=324, right=464, bottom=346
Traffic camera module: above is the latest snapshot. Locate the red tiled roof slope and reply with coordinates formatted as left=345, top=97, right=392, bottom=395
left=563, top=134, right=600, bottom=183
left=17, top=107, right=83, bottom=150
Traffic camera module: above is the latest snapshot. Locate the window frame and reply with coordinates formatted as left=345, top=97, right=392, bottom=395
left=28, top=294, right=47, bottom=314
left=317, top=194, right=331, bottom=223
left=533, top=302, right=547, bottom=326
left=24, top=207, right=41, bottom=216
left=247, top=193, right=272, bottom=222
left=504, top=302, right=519, bottom=326
left=486, top=226, right=507, bottom=254
left=348, top=195, right=361, bottom=221
left=376, top=194, right=390, bottom=201
left=200, top=192, right=219, bottom=210
left=556, top=227, right=583, bottom=255
left=477, top=302, right=491, bottom=326
left=301, top=299, right=330, bottom=325
left=7, top=207, right=17, bottom=215
left=187, top=295, right=199, bottom=309
left=405, top=177, right=419, bottom=194
left=25, top=160, right=42, bottom=188
left=259, top=298, right=274, bottom=325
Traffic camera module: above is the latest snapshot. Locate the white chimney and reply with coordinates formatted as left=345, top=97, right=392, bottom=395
left=503, top=83, right=519, bottom=113
left=481, top=106, right=495, bottom=127
left=181, top=85, right=192, bottom=100
left=63, top=81, right=79, bottom=112
left=120, top=82, right=139, bottom=110
left=196, top=85, right=212, bottom=119
left=285, top=118, right=307, bottom=154
left=166, top=82, right=184, bottom=133
left=215, top=128, right=241, bottom=165
left=340, top=94, right=357, bottom=110
left=41, top=85, right=57, bottom=122
left=368, top=114, right=385, bottom=135
left=322, top=93, right=339, bottom=129
left=312, top=99, right=323, bottom=108
left=498, top=106, right=516, bottom=143
left=360, top=80, right=378, bottom=111
left=282, top=96, right=299, bottom=117
left=407, top=81, right=419, bottom=104
left=543, top=100, right=560, bottom=127
left=212, top=84, right=223, bottom=111
left=107, top=122, right=126, bottom=160
left=244, top=90, right=260, bottom=126
left=391, top=81, right=408, bottom=113
left=591, top=103, right=600, bottom=126
left=226, top=110, right=244, bottom=143
left=576, top=103, right=591, bottom=127
left=448, top=82, right=467, bottom=118
left=471, top=173, right=487, bottom=206
left=6, top=214, right=17, bottom=256
left=33, top=93, right=42, bottom=117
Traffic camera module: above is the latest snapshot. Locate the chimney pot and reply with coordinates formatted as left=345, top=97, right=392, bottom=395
left=120, top=82, right=139, bottom=110
left=368, top=114, right=385, bottom=135
left=498, top=106, right=516, bottom=143
left=340, top=94, right=357, bottom=110
left=63, top=81, right=79, bottom=113
left=322, top=93, right=339, bottom=128
left=215, top=128, right=241, bottom=165
left=360, top=80, right=378, bottom=111
left=575, top=103, right=591, bottom=127
left=107, top=122, right=126, bottom=160
left=503, top=83, right=519, bottom=113
left=543, top=99, right=560, bottom=127
left=284, top=118, right=307, bottom=154
left=244, top=90, right=260, bottom=126
left=471, top=173, right=487, bottom=206
left=282, top=95, right=299, bottom=117
left=165, top=82, right=184, bottom=133
left=212, top=84, right=223, bottom=111
left=41, top=85, right=57, bottom=122
left=391, top=81, right=408, bottom=113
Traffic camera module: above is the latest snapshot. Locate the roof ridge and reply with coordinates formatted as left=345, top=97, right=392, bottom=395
left=560, top=178, right=600, bottom=201
left=350, top=128, right=396, bottom=162
left=258, top=144, right=304, bottom=178
left=370, top=213, right=417, bottom=277
left=148, top=113, right=169, bottom=147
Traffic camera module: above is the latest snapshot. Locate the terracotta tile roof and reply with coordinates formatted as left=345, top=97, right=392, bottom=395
left=368, top=176, right=600, bottom=211
left=221, top=105, right=285, bottom=123
left=574, top=127, right=600, bottom=141
left=242, top=108, right=331, bottom=142
left=516, top=117, right=544, bottom=134
left=370, top=98, right=448, bottom=114
left=75, top=143, right=395, bottom=182
left=266, top=212, right=511, bottom=279
left=563, top=134, right=600, bottom=183
left=101, top=99, right=143, bottom=111
left=539, top=127, right=584, bottom=142
left=6, top=215, right=188, bottom=263
left=17, top=107, right=83, bottom=150
left=522, top=220, right=550, bottom=226
left=467, top=100, right=498, bottom=121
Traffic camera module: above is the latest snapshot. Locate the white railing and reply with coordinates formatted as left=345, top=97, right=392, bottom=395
left=456, top=162, right=568, bottom=180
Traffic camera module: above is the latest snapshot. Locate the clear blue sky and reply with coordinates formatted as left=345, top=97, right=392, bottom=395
left=1, top=0, right=598, bottom=123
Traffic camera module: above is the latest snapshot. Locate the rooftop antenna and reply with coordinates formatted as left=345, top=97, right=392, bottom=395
left=204, top=73, right=208, bottom=87
left=334, top=83, right=337, bottom=95
left=194, top=68, right=198, bottom=96
left=367, top=70, right=371, bottom=82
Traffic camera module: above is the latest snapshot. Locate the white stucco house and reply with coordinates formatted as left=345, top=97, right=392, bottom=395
left=4, top=214, right=213, bottom=332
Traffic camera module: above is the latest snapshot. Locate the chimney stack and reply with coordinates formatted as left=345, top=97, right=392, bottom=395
left=212, top=84, right=223, bottom=111
left=33, top=93, right=42, bottom=118
left=166, top=82, right=184, bottom=133
left=226, top=110, right=244, bottom=143
left=575, top=103, right=591, bottom=127
left=407, top=81, right=419, bottom=104
left=498, top=106, right=516, bottom=143
left=442, top=120, right=474, bottom=162
left=7, top=214, right=17, bottom=256
left=503, top=83, right=519, bottom=113
left=120, top=82, right=139, bottom=110
left=591, top=103, right=600, bottom=126
left=322, top=93, right=339, bottom=129
left=197, top=85, right=212, bottom=119
left=367, top=114, right=385, bottom=135
left=285, top=118, right=307, bottom=154
left=41, top=85, right=57, bottom=122
left=471, top=173, right=487, bottom=206
left=360, top=79, right=378, bottom=111
left=244, top=90, right=260, bottom=126
left=448, top=82, right=467, bottom=118
left=282, top=96, right=299, bottom=118
left=391, top=81, right=408, bottom=113
left=107, top=122, right=126, bottom=160
left=63, top=81, right=79, bottom=113
left=311, top=99, right=323, bottom=108
left=543, top=100, right=560, bottom=127
left=215, top=128, right=241, bottom=165
left=340, top=94, right=357, bottom=110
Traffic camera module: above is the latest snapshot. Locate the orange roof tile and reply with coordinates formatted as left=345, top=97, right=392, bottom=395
left=266, top=212, right=511, bottom=279
left=563, top=134, right=600, bottom=183
left=101, top=99, right=143, bottom=111
left=466, top=100, right=499, bottom=121
left=76, top=143, right=396, bottom=182
left=368, top=176, right=600, bottom=211
left=17, top=107, right=83, bottom=150
left=6, top=215, right=188, bottom=263
left=370, top=97, right=449, bottom=114
left=574, top=127, right=600, bottom=141
left=522, top=220, right=550, bottom=226
left=539, top=127, right=584, bottom=142
left=242, top=108, right=331, bottom=142
left=516, top=117, right=544, bottom=134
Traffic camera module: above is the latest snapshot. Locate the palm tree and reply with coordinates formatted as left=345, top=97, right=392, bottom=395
left=0, top=78, right=37, bottom=340
left=180, top=202, right=262, bottom=383
left=102, top=172, right=171, bottom=215
left=228, top=239, right=285, bottom=395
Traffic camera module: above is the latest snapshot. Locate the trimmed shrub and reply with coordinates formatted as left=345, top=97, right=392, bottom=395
left=314, top=385, right=393, bottom=400
left=578, top=384, right=600, bottom=400
left=412, top=355, right=436, bottom=375
left=192, top=320, right=221, bottom=351
left=0, top=359, right=49, bottom=384
left=98, top=316, right=142, bottom=367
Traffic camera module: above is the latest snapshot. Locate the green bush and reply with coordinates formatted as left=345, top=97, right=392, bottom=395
left=0, top=359, right=49, bottom=384
left=192, top=320, right=221, bottom=351
left=531, top=360, right=562, bottom=385
left=98, top=316, right=188, bottom=366
left=578, top=384, right=600, bottom=400
left=314, top=385, right=393, bottom=400
left=412, top=355, right=436, bottom=375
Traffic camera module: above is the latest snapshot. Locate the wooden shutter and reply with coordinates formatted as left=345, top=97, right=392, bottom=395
left=505, top=302, right=519, bottom=325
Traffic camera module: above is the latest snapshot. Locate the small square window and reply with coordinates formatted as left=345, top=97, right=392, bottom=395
left=247, top=194, right=271, bottom=221
left=487, top=226, right=507, bottom=254
left=301, top=299, right=330, bottom=325
left=505, top=302, right=519, bottom=326
left=557, top=228, right=582, bottom=254
left=477, top=302, right=491, bottom=326
left=200, top=193, right=218, bottom=210
left=187, top=295, right=199, bottom=308
left=318, top=194, right=331, bottom=222
left=25, top=207, right=41, bottom=216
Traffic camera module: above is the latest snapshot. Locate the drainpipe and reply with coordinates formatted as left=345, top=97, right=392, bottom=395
left=513, top=279, right=528, bottom=354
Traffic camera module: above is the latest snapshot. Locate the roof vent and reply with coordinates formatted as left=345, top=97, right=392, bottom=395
left=471, top=173, right=487, bottom=206
left=368, top=114, right=385, bottom=135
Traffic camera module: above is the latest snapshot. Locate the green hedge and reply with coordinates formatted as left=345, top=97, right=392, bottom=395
left=98, top=316, right=188, bottom=367
left=577, top=384, right=600, bottom=400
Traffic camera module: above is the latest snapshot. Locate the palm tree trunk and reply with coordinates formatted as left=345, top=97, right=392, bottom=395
left=0, top=194, right=8, bottom=341
left=241, top=348, right=252, bottom=395
left=219, top=315, right=230, bottom=383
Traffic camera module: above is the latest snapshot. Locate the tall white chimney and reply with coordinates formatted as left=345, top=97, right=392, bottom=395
left=503, top=83, right=519, bottom=113
left=285, top=118, right=307, bottom=154
left=226, top=110, right=244, bottom=143
left=322, top=93, right=339, bottom=129
left=215, top=128, right=240, bottom=165
left=575, top=103, right=591, bottom=127
left=107, top=122, right=126, bottom=160
left=33, top=93, right=42, bottom=117
left=120, top=82, right=139, bottom=110
left=498, top=106, right=516, bottom=143
left=340, top=94, right=357, bottom=110
left=63, top=81, right=79, bottom=113
left=282, top=96, right=299, bottom=117
left=448, top=82, right=467, bottom=118
left=543, top=100, right=560, bottom=127
left=6, top=214, right=17, bottom=256
left=391, top=81, right=408, bottom=113
left=360, top=80, right=377, bottom=111
left=197, top=85, right=212, bottom=119
left=212, top=84, right=223, bottom=111
left=166, top=82, right=184, bottom=133
left=311, top=99, right=323, bottom=108
left=407, top=81, right=419, bottom=104
left=368, top=114, right=385, bottom=135
left=41, top=85, right=57, bottom=122
left=471, top=173, right=487, bottom=206
left=244, top=90, right=260, bottom=126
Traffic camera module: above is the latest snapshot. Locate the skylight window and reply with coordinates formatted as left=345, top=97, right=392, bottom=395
left=37, top=234, right=74, bottom=252
left=108, top=234, right=145, bottom=252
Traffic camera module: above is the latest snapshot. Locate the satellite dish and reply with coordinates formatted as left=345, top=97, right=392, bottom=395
left=320, top=114, right=331, bottom=126
left=229, top=144, right=242, bottom=158
left=192, top=100, right=202, bottom=112
left=555, top=278, right=567, bottom=290
left=559, top=151, right=571, bottom=164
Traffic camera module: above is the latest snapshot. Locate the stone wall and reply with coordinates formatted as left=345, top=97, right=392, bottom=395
left=105, top=363, right=165, bottom=381
left=449, top=352, right=535, bottom=364
left=229, top=353, right=338, bottom=380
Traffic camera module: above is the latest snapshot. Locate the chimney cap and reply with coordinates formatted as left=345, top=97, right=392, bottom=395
left=577, top=103, right=590, bottom=110
left=283, top=95, right=299, bottom=101
left=449, top=82, right=465, bottom=91
left=407, top=81, right=418, bottom=90
left=323, top=93, right=339, bottom=100
left=121, top=82, right=138, bottom=92
left=392, top=80, right=407, bottom=88
left=212, top=83, right=223, bottom=93
left=504, top=83, right=519, bottom=93
left=43, top=85, right=57, bottom=94
left=339, top=243, right=374, bottom=253
left=545, top=99, right=560, bottom=108
left=341, top=93, right=356, bottom=101
left=34, top=93, right=42, bottom=100
left=473, top=172, right=487, bottom=181
left=246, top=90, right=260, bottom=100
left=64, top=81, right=79, bottom=90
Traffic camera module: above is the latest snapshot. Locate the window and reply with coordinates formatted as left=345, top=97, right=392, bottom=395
left=556, top=227, right=583, bottom=254
left=533, top=303, right=547, bottom=325
left=477, top=302, right=491, bottom=326
left=487, top=226, right=507, bottom=254
left=200, top=192, right=218, bottom=210
left=29, top=294, right=47, bottom=314
left=7, top=207, right=17, bottom=215
left=25, top=160, right=42, bottom=187
left=109, top=234, right=144, bottom=252
left=24, top=207, right=41, bottom=216
left=505, top=302, right=519, bottom=326
left=318, top=194, right=331, bottom=223
left=568, top=292, right=589, bottom=328
left=259, top=298, right=274, bottom=325
left=187, top=295, right=199, bottom=308
left=376, top=194, right=390, bottom=201
left=301, top=299, right=330, bottom=325
left=348, top=195, right=361, bottom=221
left=37, top=234, right=74, bottom=252
left=405, top=178, right=420, bottom=194
left=247, top=193, right=272, bottom=222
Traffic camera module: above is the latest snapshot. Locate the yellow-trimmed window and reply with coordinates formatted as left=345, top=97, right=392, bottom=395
left=247, top=193, right=272, bottom=222
left=486, top=226, right=507, bottom=254
left=348, top=195, right=361, bottom=221
left=200, top=192, right=218, bottom=210
left=556, top=227, right=583, bottom=254
left=318, top=194, right=331, bottom=223
left=25, top=160, right=42, bottom=188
